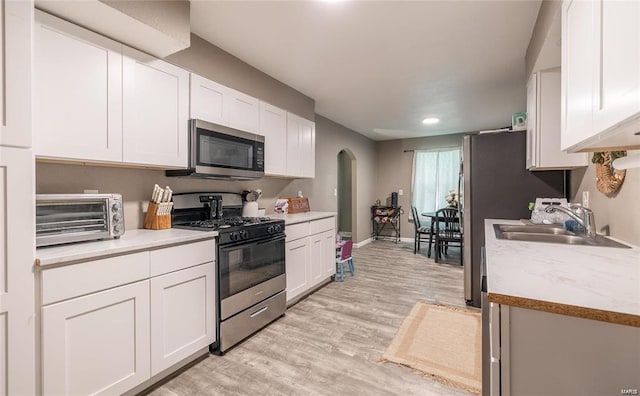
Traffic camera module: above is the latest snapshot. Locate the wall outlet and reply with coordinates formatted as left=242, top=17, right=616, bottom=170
left=333, top=188, right=337, bottom=197
left=398, top=189, right=404, bottom=196
left=582, top=191, right=589, bottom=208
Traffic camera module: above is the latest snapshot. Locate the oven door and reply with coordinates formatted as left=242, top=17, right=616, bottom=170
left=218, top=234, right=285, bottom=319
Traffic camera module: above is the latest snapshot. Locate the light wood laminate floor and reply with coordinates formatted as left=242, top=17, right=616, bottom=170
left=149, top=241, right=473, bottom=396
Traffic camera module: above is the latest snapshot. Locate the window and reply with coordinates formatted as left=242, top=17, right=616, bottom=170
left=412, top=148, right=461, bottom=215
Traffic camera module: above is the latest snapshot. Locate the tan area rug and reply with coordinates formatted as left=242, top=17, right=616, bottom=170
left=381, top=302, right=481, bottom=394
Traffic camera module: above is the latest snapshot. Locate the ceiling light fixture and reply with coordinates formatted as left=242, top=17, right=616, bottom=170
left=422, top=118, right=440, bottom=125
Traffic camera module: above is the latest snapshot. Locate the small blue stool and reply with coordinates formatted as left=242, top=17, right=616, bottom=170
left=335, top=240, right=355, bottom=281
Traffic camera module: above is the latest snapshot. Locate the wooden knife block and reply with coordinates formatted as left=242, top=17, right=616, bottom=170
left=143, top=201, right=171, bottom=230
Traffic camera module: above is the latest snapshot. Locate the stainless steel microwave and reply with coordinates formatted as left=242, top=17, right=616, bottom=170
left=166, top=119, right=265, bottom=180
left=36, top=194, right=125, bottom=247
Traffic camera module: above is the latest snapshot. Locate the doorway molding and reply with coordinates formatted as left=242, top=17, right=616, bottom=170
left=337, top=148, right=357, bottom=242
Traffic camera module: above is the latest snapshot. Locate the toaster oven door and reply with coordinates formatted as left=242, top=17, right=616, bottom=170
left=36, top=200, right=111, bottom=247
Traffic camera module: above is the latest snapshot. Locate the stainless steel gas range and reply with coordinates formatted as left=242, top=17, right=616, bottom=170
left=172, top=192, right=286, bottom=354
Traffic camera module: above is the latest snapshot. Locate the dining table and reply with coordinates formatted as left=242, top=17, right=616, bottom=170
left=421, top=209, right=462, bottom=263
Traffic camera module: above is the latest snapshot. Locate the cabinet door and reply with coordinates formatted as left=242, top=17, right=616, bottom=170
left=299, top=117, right=316, bottom=178
left=150, top=262, right=215, bottom=376
left=529, top=69, right=587, bottom=170
left=321, top=230, right=337, bottom=278
left=1, top=0, right=31, bottom=148
left=260, top=101, right=287, bottom=175
left=286, top=113, right=315, bottom=178
left=122, top=46, right=189, bottom=168
left=42, top=281, right=151, bottom=396
left=34, top=10, right=123, bottom=162
left=526, top=73, right=538, bottom=169
left=309, top=233, right=324, bottom=287
left=561, top=0, right=595, bottom=150
left=228, top=89, right=259, bottom=133
left=591, top=0, right=640, bottom=134
left=286, top=113, right=302, bottom=177
left=285, top=238, right=309, bottom=303
left=190, top=73, right=230, bottom=126
left=0, top=147, right=35, bottom=396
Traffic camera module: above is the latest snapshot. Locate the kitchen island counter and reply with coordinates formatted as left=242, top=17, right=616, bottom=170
left=484, top=219, right=640, bottom=326
left=37, top=228, right=217, bottom=267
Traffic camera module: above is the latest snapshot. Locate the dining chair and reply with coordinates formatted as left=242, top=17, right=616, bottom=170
left=433, top=207, right=462, bottom=265
left=335, top=240, right=354, bottom=281
left=411, top=206, right=433, bottom=256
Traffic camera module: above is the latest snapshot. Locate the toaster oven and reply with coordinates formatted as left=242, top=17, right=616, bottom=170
left=36, top=194, right=125, bottom=247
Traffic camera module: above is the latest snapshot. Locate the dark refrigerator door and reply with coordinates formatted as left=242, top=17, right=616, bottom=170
left=467, top=131, right=566, bottom=307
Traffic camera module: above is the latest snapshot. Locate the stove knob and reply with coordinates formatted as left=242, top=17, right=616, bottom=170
left=267, top=226, right=274, bottom=234
left=241, top=230, right=249, bottom=240
left=112, top=202, right=122, bottom=212
left=275, top=224, right=283, bottom=233
left=230, top=232, right=238, bottom=241
left=113, top=213, right=123, bottom=222
left=113, top=224, right=123, bottom=234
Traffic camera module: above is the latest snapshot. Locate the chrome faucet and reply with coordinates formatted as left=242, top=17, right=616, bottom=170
left=545, top=204, right=597, bottom=237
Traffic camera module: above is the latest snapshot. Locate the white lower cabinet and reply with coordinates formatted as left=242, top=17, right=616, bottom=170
left=285, top=237, right=309, bottom=302
left=285, top=217, right=336, bottom=304
left=42, top=281, right=151, bottom=396
left=150, top=263, right=215, bottom=376
left=40, top=238, right=216, bottom=395
left=310, top=230, right=337, bottom=286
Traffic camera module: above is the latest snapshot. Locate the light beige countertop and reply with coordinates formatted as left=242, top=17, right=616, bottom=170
left=271, top=211, right=337, bottom=225
left=484, top=219, right=640, bottom=326
left=36, top=228, right=217, bottom=267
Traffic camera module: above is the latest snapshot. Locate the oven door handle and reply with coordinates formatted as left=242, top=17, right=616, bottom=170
left=220, top=234, right=285, bottom=250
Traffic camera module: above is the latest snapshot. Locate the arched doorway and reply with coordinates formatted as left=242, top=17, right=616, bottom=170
left=337, top=149, right=357, bottom=242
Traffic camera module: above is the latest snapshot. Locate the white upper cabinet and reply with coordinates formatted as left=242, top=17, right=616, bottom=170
left=228, top=89, right=259, bottom=133
left=34, top=10, right=123, bottom=162
left=122, top=47, right=189, bottom=168
left=286, top=113, right=316, bottom=178
left=527, top=69, right=587, bottom=170
left=591, top=1, right=640, bottom=137
left=1, top=0, right=32, bottom=148
left=190, top=74, right=230, bottom=125
left=259, top=101, right=287, bottom=176
left=561, top=0, right=640, bottom=152
left=34, top=10, right=189, bottom=168
left=190, top=73, right=259, bottom=133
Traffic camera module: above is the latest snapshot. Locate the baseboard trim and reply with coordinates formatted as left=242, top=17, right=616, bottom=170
left=400, top=237, right=413, bottom=243
left=355, top=238, right=372, bottom=248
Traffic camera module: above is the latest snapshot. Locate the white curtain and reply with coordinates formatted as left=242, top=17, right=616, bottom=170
left=412, top=148, right=461, bottom=216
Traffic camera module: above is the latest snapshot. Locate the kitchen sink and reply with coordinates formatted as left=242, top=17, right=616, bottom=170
left=495, top=224, right=573, bottom=235
left=493, top=224, right=630, bottom=248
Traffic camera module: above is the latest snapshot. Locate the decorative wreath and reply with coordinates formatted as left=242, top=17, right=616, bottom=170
left=592, top=151, right=627, bottom=196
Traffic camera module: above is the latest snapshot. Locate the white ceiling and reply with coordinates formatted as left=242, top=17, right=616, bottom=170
left=190, top=1, right=542, bottom=141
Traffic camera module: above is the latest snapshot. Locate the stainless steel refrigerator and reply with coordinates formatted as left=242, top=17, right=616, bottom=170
left=461, top=131, right=566, bottom=308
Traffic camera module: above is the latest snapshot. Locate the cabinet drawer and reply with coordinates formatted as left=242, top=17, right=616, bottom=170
left=309, top=217, right=335, bottom=235
left=42, top=252, right=149, bottom=305
left=286, top=222, right=309, bottom=242
left=150, top=239, right=215, bottom=277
